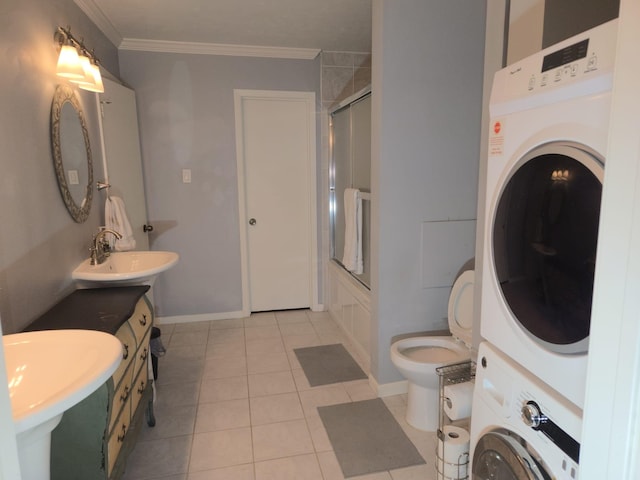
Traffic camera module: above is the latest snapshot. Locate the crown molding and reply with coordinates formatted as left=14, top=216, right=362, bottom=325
left=119, top=38, right=320, bottom=60
left=74, top=0, right=123, bottom=47
left=74, top=0, right=320, bottom=59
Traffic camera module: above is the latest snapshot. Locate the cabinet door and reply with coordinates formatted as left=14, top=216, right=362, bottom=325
left=100, top=78, right=150, bottom=251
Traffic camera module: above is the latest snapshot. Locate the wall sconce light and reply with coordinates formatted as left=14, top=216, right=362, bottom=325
left=551, top=169, right=570, bottom=182
left=54, top=26, right=104, bottom=93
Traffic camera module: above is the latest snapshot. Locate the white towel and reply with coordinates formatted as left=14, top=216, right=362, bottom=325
left=105, top=196, right=136, bottom=251
left=342, top=188, right=363, bottom=274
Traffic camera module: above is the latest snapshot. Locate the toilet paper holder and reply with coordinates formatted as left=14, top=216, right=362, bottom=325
left=435, top=360, right=476, bottom=480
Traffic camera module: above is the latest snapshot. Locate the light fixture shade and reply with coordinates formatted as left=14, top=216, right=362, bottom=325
left=80, top=63, right=105, bottom=93
left=69, top=56, right=104, bottom=93
left=56, top=45, right=84, bottom=79
left=69, top=55, right=93, bottom=85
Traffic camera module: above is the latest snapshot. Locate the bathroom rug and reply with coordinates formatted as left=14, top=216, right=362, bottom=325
left=294, top=343, right=367, bottom=386
left=318, top=398, right=426, bottom=477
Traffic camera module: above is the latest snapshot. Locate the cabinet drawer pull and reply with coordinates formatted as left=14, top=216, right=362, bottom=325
left=122, top=343, right=129, bottom=360
left=139, top=314, right=148, bottom=326
left=120, top=385, right=130, bottom=403
left=117, top=424, right=127, bottom=442
left=137, top=381, right=146, bottom=394
left=140, top=347, right=148, bottom=362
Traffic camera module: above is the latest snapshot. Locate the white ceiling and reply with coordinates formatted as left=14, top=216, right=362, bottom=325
left=76, top=0, right=372, bottom=57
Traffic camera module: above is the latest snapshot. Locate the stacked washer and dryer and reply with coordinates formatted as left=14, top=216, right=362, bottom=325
left=470, top=19, right=618, bottom=479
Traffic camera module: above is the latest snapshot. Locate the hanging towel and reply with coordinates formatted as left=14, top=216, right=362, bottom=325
left=342, top=188, right=363, bottom=274
left=105, top=196, right=136, bottom=251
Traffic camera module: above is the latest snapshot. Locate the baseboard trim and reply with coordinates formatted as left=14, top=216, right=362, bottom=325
left=156, top=310, right=245, bottom=325
left=370, top=376, right=409, bottom=397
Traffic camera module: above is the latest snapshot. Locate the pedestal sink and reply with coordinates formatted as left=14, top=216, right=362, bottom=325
left=72, top=251, right=179, bottom=287
left=4, top=329, right=122, bottom=480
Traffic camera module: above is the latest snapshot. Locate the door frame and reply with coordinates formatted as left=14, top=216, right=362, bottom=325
left=234, top=89, right=319, bottom=316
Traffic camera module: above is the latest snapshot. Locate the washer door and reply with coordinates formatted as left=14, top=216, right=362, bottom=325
left=492, top=142, right=603, bottom=354
left=472, top=431, right=552, bottom=480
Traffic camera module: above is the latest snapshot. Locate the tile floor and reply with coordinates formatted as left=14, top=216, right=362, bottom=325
left=121, top=310, right=437, bottom=480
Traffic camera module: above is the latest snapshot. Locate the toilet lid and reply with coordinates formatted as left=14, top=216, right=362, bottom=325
left=448, top=270, right=474, bottom=347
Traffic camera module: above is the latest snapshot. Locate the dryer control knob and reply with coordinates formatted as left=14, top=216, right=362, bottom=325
left=521, top=402, right=547, bottom=429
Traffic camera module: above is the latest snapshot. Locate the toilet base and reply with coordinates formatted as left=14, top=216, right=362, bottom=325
left=406, top=382, right=439, bottom=431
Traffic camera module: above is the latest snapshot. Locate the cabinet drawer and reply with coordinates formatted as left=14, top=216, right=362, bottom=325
left=109, top=365, right=133, bottom=434
left=131, top=363, right=149, bottom=421
left=112, top=324, right=136, bottom=388
left=107, top=398, right=131, bottom=478
left=132, top=329, right=151, bottom=379
left=129, top=299, right=152, bottom=347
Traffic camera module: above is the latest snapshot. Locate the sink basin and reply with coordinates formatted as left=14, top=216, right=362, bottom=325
left=72, top=250, right=179, bottom=286
left=4, top=329, right=122, bottom=479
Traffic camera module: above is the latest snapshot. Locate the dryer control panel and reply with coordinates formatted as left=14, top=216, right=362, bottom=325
left=490, top=18, right=618, bottom=116
left=521, top=400, right=580, bottom=464
left=512, top=387, right=582, bottom=479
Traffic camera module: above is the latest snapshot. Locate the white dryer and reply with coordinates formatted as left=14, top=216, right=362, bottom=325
left=481, top=19, right=618, bottom=408
left=470, top=342, right=582, bottom=480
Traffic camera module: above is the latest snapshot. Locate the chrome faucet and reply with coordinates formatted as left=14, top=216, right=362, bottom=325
left=90, top=229, right=123, bottom=265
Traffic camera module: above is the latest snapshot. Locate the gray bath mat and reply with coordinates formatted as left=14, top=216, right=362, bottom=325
left=318, top=398, right=426, bottom=477
left=294, top=344, right=367, bottom=386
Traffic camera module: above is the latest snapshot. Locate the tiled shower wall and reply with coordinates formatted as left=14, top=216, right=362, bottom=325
left=321, top=52, right=372, bottom=110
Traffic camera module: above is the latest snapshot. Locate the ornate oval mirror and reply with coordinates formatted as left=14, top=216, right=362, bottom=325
left=51, top=84, right=94, bottom=223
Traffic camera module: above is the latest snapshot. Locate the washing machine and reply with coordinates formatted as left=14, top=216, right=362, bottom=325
left=470, top=342, right=582, bottom=479
left=481, top=18, right=618, bottom=409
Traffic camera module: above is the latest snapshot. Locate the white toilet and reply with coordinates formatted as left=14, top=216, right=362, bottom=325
left=390, top=269, right=474, bottom=431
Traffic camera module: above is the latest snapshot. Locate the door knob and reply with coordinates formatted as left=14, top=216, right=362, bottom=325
left=249, top=218, right=257, bottom=226
left=143, top=224, right=154, bottom=233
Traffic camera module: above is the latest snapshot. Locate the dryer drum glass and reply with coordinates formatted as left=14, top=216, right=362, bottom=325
left=493, top=153, right=602, bottom=346
left=473, top=431, right=552, bottom=480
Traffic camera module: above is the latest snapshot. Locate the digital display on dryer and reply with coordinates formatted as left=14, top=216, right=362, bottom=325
left=493, top=154, right=602, bottom=345
left=542, top=39, right=589, bottom=72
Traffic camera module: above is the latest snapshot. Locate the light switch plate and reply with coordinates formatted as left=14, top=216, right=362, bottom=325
left=68, top=169, right=79, bottom=185
left=182, top=169, right=192, bottom=183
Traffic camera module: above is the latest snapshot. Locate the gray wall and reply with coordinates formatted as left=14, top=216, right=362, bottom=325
left=118, top=52, right=321, bottom=317
left=507, top=0, right=621, bottom=65
left=0, top=0, right=119, bottom=333
left=371, top=0, right=486, bottom=383
left=543, top=0, right=619, bottom=48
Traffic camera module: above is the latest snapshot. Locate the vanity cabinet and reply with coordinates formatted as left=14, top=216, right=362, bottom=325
left=24, top=286, right=156, bottom=480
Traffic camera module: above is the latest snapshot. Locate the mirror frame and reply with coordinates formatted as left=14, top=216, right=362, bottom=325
left=50, top=84, right=94, bottom=223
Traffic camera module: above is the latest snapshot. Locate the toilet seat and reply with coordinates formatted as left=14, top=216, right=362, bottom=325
left=402, top=345, right=464, bottom=364
left=447, top=270, right=474, bottom=347
left=391, top=335, right=470, bottom=371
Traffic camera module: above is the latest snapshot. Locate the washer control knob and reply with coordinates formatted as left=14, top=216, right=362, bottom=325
left=521, top=401, right=547, bottom=429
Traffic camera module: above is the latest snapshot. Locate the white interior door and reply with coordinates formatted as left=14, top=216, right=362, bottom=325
left=99, top=77, right=150, bottom=251
left=235, top=90, right=317, bottom=313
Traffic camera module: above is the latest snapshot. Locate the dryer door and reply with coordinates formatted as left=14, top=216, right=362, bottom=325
left=492, top=142, right=603, bottom=354
left=472, top=431, right=552, bottom=480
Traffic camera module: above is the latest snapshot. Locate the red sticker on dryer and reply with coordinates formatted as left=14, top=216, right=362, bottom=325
left=489, top=119, right=505, bottom=156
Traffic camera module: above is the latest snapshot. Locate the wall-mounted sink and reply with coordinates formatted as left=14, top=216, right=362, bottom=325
left=4, top=329, right=122, bottom=480
left=72, top=251, right=179, bottom=287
